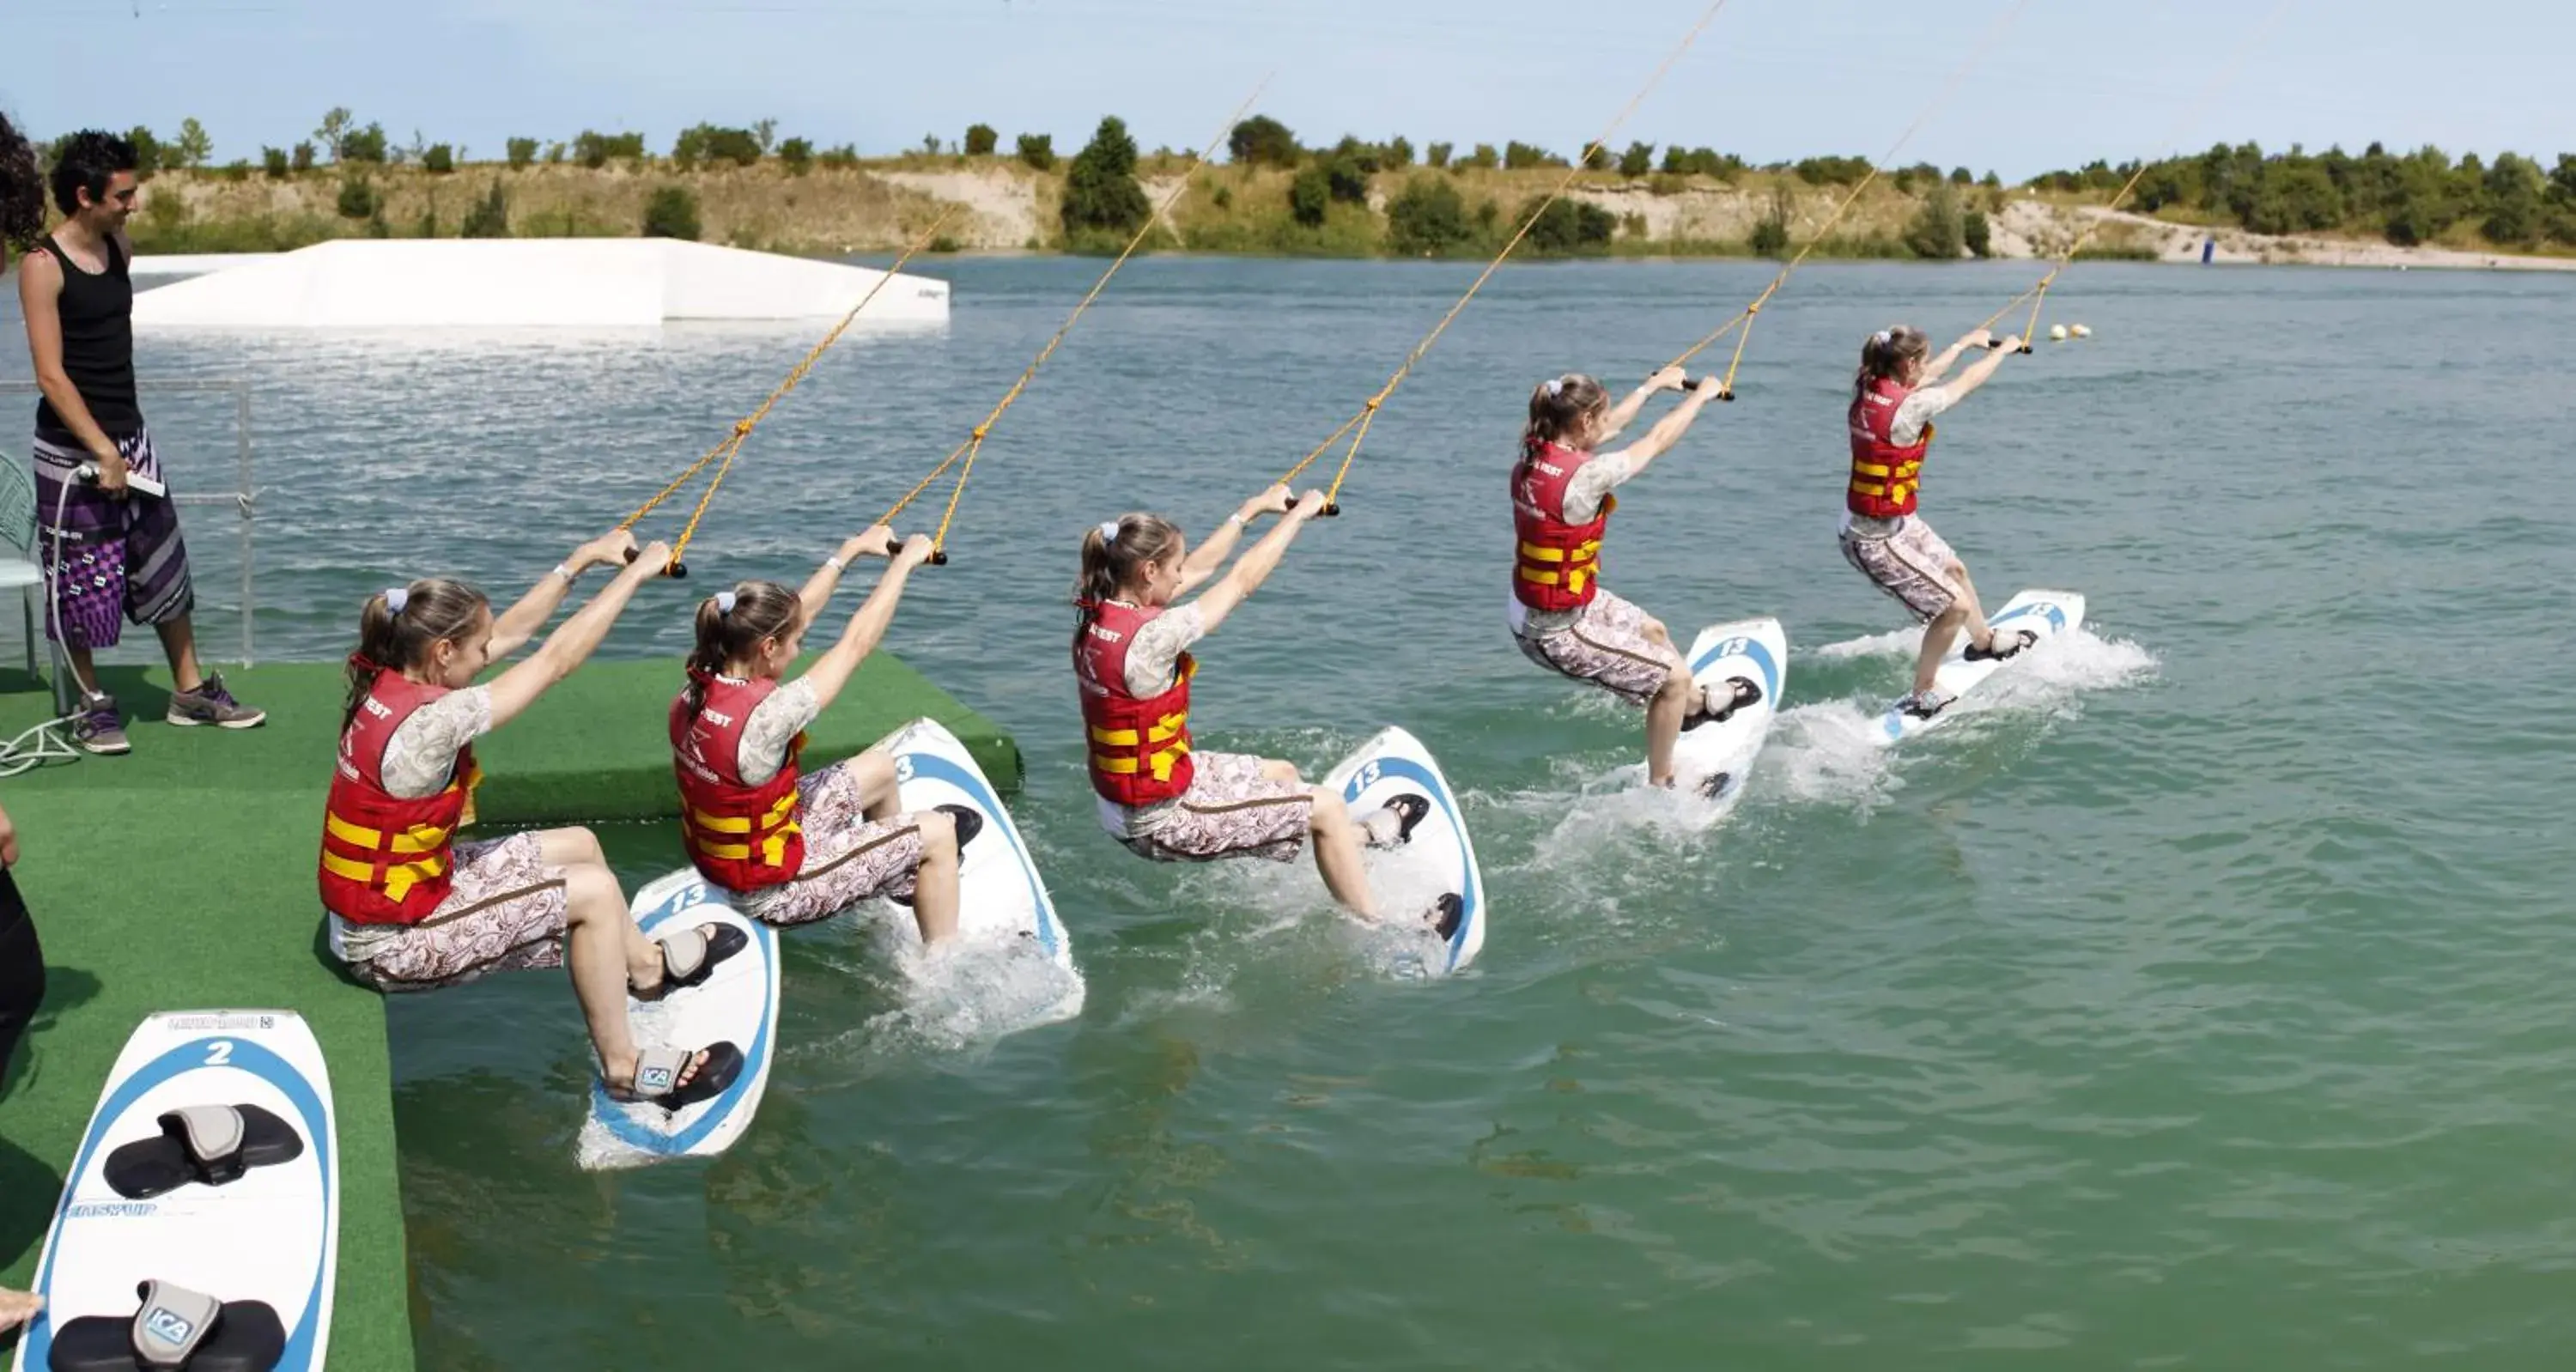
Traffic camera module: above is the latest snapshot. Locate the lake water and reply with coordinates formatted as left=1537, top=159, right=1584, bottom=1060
left=7, top=255, right=2570, bottom=1368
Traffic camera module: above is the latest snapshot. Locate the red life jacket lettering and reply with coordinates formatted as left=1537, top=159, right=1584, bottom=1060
left=1074, top=601, right=1194, bottom=806
left=1848, top=376, right=1933, bottom=519
left=1510, top=440, right=1613, bottom=612
left=318, top=675, right=483, bottom=925
left=670, top=676, right=807, bottom=892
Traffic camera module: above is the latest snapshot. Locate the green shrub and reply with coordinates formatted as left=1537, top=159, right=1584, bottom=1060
left=1504, top=141, right=1554, bottom=171
left=335, top=175, right=378, bottom=220
left=820, top=143, right=861, bottom=170
left=1795, top=155, right=1871, bottom=186
left=1963, top=209, right=1992, bottom=258
left=1325, top=155, right=1370, bottom=204
left=423, top=143, right=454, bottom=174
left=1387, top=137, right=1414, bottom=166
left=127, top=126, right=162, bottom=178
left=1426, top=142, right=1453, bottom=169
left=1749, top=189, right=1791, bottom=257
left=1289, top=166, right=1330, bottom=227
left=507, top=137, right=538, bottom=170
left=291, top=142, right=315, bottom=173
left=173, top=118, right=212, bottom=170
left=343, top=123, right=388, bottom=164
left=1904, top=182, right=1965, bottom=258
left=1229, top=114, right=1301, bottom=168
left=1211, top=183, right=1232, bottom=209
left=1466, top=144, right=1499, bottom=171
left=262, top=147, right=289, bottom=179
left=642, top=185, right=701, bottom=240
left=964, top=124, right=999, bottom=156
left=221, top=159, right=251, bottom=183
left=544, top=142, right=566, bottom=165
left=460, top=179, right=508, bottom=238
left=672, top=124, right=760, bottom=169
left=1619, top=143, right=1655, bottom=177
left=573, top=130, right=644, bottom=169
left=778, top=137, right=813, bottom=173
left=1061, top=117, right=1151, bottom=245
left=1583, top=145, right=1614, bottom=172
left=1515, top=197, right=1614, bottom=256
left=1016, top=133, right=1055, bottom=170
left=1385, top=175, right=1475, bottom=256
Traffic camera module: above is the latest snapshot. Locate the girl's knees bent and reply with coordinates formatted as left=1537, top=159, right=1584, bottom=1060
left=1259, top=758, right=1302, bottom=785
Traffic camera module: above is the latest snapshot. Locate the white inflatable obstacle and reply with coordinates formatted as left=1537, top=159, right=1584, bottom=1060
left=131, top=238, right=950, bottom=329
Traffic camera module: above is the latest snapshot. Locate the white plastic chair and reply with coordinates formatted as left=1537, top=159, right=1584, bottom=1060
left=0, top=459, right=79, bottom=774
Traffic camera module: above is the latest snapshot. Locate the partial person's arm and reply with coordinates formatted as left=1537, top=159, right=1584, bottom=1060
left=1590, top=366, right=1688, bottom=447
left=1177, top=485, right=1292, bottom=594
left=17, top=252, right=125, bottom=481
left=485, top=528, right=641, bottom=660
left=1917, top=330, right=1995, bottom=386
left=1929, top=335, right=2020, bottom=405
left=796, top=535, right=934, bottom=713
left=1596, top=376, right=1725, bottom=483
left=1184, top=489, right=1327, bottom=635
left=797, top=525, right=896, bottom=625
left=483, top=541, right=672, bottom=727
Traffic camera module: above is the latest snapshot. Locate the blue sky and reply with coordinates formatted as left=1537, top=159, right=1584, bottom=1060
left=6, top=0, right=2567, bottom=177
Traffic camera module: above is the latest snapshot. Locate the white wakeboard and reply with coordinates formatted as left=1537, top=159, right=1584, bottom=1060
left=880, top=717, right=1084, bottom=1023
left=16, top=1011, right=337, bottom=1372
left=1324, top=725, right=1487, bottom=975
left=580, top=872, right=780, bottom=1169
left=1670, top=616, right=1789, bottom=808
left=1874, top=588, right=2087, bottom=745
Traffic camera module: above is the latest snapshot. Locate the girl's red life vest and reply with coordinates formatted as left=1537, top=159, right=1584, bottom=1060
left=319, top=673, right=483, bottom=926
left=670, top=674, right=808, bottom=892
left=1510, top=440, right=1614, bottom=612
left=1074, top=600, right=1195, bottom=806
left=1847, top=376, right=1934, bottom=519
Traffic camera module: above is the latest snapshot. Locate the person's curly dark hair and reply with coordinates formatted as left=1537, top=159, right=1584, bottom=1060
left=0, top=112, right=45, bottom=255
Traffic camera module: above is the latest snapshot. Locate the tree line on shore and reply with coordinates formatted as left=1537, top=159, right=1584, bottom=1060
left=35, top=107, right=2576, bottom=258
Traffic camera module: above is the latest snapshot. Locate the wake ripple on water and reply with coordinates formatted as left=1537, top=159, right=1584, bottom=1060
left=783, top=908, right=1084, bottom=1075
left=1756, top=627, right=2163, bottom=810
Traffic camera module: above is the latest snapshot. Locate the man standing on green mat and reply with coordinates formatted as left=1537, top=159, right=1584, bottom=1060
left=18, top=129, right=264, bottom=754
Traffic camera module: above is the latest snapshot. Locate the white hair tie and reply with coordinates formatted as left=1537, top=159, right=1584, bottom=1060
left=384, top=586, right=410, bottom=614
left=1872, top=329, right=1893, bottom=345
left=714, top=591, right=737, bottom=616
left=1544, top=377, right=1564, bottom=398
left=1097, top=519, right=1121, bottom=543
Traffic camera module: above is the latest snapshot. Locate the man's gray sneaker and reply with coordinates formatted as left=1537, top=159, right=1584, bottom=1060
left=74, top=693, right=131, bottom=755
left=167, top=672, right=267, bottom=729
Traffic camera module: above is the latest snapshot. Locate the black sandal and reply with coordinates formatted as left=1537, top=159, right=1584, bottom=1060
left=104, top=1104, right=305, bottom=1200
left=1963, top=628, right=2035, bottom=663
left=613, top=1042, right=745, bottom=1113
left=1370, top=794, right=1433, bottom=850
left=1683, top=676, right=1763, bottom=731
left=635, top=923, right=749, bottom=1001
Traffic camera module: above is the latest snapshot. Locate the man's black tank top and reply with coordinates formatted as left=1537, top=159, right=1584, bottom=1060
left=33, top=234, right=141, bottom=437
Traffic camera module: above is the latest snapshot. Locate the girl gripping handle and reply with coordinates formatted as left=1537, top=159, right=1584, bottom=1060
left=1839, top=325, right=2032, bottom=717
left=322, top=531, right=744, bottom=1110
left=1074, top=486, right=1458, bottom=937
left=1509, top=367, right=1755, bottom=789
left=670, top=527, right=977, bottom=942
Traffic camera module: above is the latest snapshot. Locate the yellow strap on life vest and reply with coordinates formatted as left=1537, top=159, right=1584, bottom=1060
left=1091, top=713, right=1189, bottom=781
left=319, top=848, right=448, bottom=901
left=324, top=810, right=452, bottom=855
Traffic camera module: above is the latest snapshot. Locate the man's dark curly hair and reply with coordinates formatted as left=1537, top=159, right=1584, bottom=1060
left=0, top=112, right=44, bottom=254
left=46, top=127, right=135, bottom=218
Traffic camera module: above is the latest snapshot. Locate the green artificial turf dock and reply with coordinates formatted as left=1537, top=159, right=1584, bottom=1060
left=0, top=654, right=1016, bottom=1369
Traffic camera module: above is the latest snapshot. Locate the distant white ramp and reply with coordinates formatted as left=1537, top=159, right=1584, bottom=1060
left=131, top=239, right=949, bottom=329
